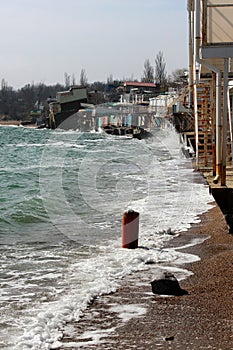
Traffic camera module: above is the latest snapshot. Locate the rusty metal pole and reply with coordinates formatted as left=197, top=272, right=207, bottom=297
left=212, top=73, right=217, bottom=176
left=188, top=1, right=195, bottom=108
left=221, top=58, right=229, bottom=186
left=214, top=71, right=222, bottom=183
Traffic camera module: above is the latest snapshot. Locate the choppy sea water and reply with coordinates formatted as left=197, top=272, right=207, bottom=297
left=0, top=124, right=213, bottom=349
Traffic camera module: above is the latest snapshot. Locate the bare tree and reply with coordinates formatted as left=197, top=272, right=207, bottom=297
left=107, top=74, right=114, bottom=85
left=80, top=68, right=88, bottom=86
left=155, top=51, right=167, bottom=86
left=71, top=73, right=76, bottom=86
left=64, top=72, right=71, bottom=88
left=170, top=68, right=188, bottom=83
left=142, top=59, right=154, bottom=83
left=1, top=78, right=8, bottom=92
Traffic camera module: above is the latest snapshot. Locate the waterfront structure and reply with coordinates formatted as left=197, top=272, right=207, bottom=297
left=120, top=81, right=160, bottom=104
left=187, top=0, right=233, bottom=230
left=149, top=91, right=177, bottom=117
left=48, top=86, right=88, bottom=129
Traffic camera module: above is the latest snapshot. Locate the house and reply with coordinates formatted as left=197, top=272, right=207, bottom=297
left=119, top=81, right=161, bottom=104
left=123, top=81, right=159, bottom=94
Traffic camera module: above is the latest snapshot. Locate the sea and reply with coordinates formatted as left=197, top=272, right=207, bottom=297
left=0, top=123, right=213, bottom=350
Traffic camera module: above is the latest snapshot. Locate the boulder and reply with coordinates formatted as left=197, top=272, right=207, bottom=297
left=150, top=272, right=188, bottom=296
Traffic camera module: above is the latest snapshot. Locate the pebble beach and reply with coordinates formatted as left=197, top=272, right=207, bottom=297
left=58, top=204, right=233, bottom=350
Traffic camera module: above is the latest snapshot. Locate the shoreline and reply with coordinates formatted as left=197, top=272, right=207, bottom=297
left=0, top=120, right=37, bottom=128
left=0, top=120, right=20, bottom=126
left=58, top=204, right=233, bottom=350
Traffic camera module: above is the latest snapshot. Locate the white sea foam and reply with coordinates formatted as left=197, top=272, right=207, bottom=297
left=109, top=304, right=147, bottom=322
left=6, top=142, right=85, bottom=148
left=58, top=327, right=116, bottom=348
left=13, top=228, right=211, bottom=350
left=0, top=124, right=19, bottom=128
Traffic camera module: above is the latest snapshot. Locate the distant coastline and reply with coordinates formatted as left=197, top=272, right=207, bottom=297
left=0, top=120, right=20, bottom=126
left=0, top=120, right=36, bottom=127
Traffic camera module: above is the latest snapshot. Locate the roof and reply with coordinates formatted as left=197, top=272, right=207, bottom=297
left=124, top=81, right=157, bottom=88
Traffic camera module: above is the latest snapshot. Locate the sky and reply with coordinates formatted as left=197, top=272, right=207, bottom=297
left=0, top=0, right=188, bottom=89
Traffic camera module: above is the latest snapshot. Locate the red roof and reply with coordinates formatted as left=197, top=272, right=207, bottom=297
left=124, top=81, right=157, bottom=88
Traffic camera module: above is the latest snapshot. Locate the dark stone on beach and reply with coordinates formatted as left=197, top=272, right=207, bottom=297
left=165, top=336, right=175, bottom=341
left=150, top=272, right=188, bottom=296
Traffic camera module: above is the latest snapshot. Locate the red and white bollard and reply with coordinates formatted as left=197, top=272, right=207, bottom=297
left=122, top=210, right=139, bottom=249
